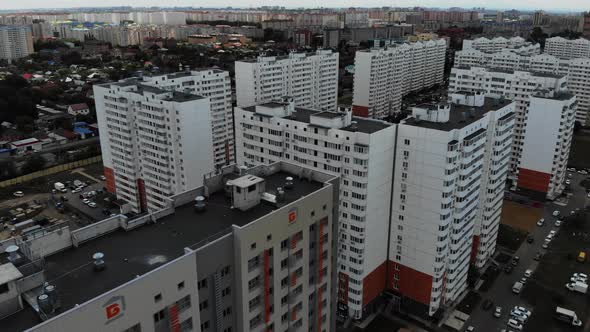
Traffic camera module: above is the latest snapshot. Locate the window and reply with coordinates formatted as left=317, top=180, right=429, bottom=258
left=200, top=321, right=210, bottom=331
left=177, top=281, right=185, bottom=291
left=153, top=309, right=165, bottom=323
left=180, top=318, right=193, bottom=332
left=121, top=323, right=142, bottom=332
left=199, top=300, right=208, bottom=311
left=154, top=293, right=162, bottom=303
left=177, top=295, right=191, bottom=313
left=404, top=139, right=410, bottom=145
left=223, top=306, right=232, bottom=317
left=220, top=266, right=230, bottom=277
left=197, top=278, right=208, bottom=289
left=222, top=287, right=231, bottom=297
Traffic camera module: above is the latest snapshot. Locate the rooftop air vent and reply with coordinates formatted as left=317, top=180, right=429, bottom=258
left=5, top=245, right=22, bottom=265
left=285, top=177, right=294, bottom=190
left=194, top=196, right=207, bottom=212
left=93, top=252, right=105, bottom=272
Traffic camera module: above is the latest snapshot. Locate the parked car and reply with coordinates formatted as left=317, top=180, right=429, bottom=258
left=555, top=220, right=562, bottom=227
left=100, top=175, right=106, bottom=180
left=494, top=306, right=502, bottom=318
left=482, top=299, right=493, bottom=310
left=542, top=242, right=549, bottom=249
left=537, top=218, right=545, bottom=226
left=13, top=191, right=24, bottom=197
left=578, top=251, right=586, bottom=263
left=524, top=269, right=533, bottom=278
left=513, top=307, right=531, bottom=317
left=553, top=210, right=561, bottom=217
left=534, top=252, right=543, bottom=261
left=573, top=273, right=588, bottom=280
left=527, top=235, right=534, bottom=243
left=82, top=198, right=90, bottom=205
left=507, top=318, right=523, bottom=330
left=88, top=202, right=97, bottom=208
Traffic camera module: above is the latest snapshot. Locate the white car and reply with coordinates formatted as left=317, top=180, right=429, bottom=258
left=573, top=273, right=588, bottom=279
left=82, top=198, right=90, bottom=204
left=88, top=202, right=97, bottom=208
left=537, top=218, right=545, bottom=226
left=568, top=167, right=576, bottom=172
left=100, top=175, right=106, bottom=181
left=568, top=173, right=573, bottom=178
left=580, top=170, right=588, bottom=175
left=550, top=230, right=557, bottom=236
left=507, top=318, right=523, bottom=330
left=513, top=307, right=531, bottom=317
left=12, top=191, right=24, bottom=197
left=546, top=233, right=554, bottom=241
left=566, top=180, right=571, bottom=185
left=72, top=188, right=82, bottom=194
left=571, top=276, right=587, bottom=283
left=555, top=220, right=562, bottom=227
left=542, top=242, right=549, bottom=249
left=466, top=326, right=475, bottom=332
left=587, top=193, right=590, bottom=198
left=524, top=269, right=533, bottom=278
left=553, top=210, right=560, bottom=217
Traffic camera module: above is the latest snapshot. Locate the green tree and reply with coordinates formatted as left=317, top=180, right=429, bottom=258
left=21, top=155, right=46, bottom=174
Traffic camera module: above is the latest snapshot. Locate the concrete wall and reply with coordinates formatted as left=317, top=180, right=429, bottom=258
left=25, top=226, right=72, bottom=258
left=71, top=216, right=122, bottom=246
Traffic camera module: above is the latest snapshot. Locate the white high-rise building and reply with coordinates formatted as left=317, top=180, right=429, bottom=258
left=234, top=97, right=396, bottom=319
left=455, top=38, right=590, bottom=125
left=461, top=36, right=540, bottom=55
left=142, top=70, right=235, bottom=169
left=545, top=37, right=590, bottom=60
left=449, top=66, right=573, bottom=199
left=0, top=25, right=34, bottom=62
left=95, top=78, right=215, bottom=213
left=352, top=39, right=446, bottom=119
left=518, top=91, right=576, bottom=199
left=235, top=50, right=339, bottom=111
left=389, top=93, right=515, bottom=316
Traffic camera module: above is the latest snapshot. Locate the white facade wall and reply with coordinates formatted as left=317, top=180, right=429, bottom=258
left=234, top=102, right=395, bottom=319
left=449, top=67, right=568, bottom=186
left=352, top=40, right=446, bottom=119
left=94, top=82, right=214, bottom=213
left=235, top=50, right=339, bottom=111
left=520, top=93, right=576, bottom=199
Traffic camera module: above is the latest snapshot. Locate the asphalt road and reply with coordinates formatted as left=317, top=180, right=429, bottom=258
left=464, top=172, right=589, bottom=332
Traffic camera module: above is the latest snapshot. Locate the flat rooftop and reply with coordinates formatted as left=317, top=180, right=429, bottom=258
left=241, top=105, right=391, bottom=134
left=403, top=97, right=513, bottom=131
left=453, top=65, right=566, bottom=79
left=3, top=171, right=324, bottom=332
left=99, top=79, right=205, bottom=102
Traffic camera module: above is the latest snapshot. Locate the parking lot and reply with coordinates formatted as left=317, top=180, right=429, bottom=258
left=0, top=163, right=111, bottom=237
left=463, top=171, right=590, bottom=332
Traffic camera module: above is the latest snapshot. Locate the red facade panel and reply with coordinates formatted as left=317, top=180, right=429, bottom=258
left=517, top=168, right=551, bottom=194
left=387, top=261, right=433, bottom=305
left=362, top=261, right=387, bottom=305
left=470, top=235, right=480, bottom=264
left=352, top=105, right=369, bottom=117
left=263, top=250, right=271, bottom=323
left=103, top=167, right=116, bottom=194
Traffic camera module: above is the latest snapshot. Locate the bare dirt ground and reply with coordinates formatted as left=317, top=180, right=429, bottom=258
left=500, top=200, right=543, bottom=232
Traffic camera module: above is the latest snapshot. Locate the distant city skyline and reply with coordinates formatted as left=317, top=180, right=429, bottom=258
left=1, top=0, right=588, bottom=12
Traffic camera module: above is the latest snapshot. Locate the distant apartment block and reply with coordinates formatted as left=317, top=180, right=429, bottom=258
left=461, top=36, right=540, bottom=55
left=449, top=66, right=574, bottom=199
left=234, top=98, right=395, bottom=319
left=0, top=25, right=34, bottom=62
left=389, top=93, right=515, bottom=315
left=0, top=162, right=339, bottom=332
left=235, top=50, right=339, bottom=111
left=544, top=37, right=590, bottom=60
left=352, top=39, right=446, bottom=119
left=455, top=37, right=590, bottom=125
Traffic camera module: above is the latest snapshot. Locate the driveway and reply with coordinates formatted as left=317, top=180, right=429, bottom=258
left=463, top=172, right=589, bottom=332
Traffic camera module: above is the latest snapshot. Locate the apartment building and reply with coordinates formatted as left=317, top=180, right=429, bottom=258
left=234, top=98, right=396, bottom=319
left=462, top=36, right=540, bottom=55
left=0, top=162, right=339, bottom=332
left=352, top=39, right=446, bottom=118
left=0, top=25, right=34, bottom=62
left=142, top=70, right=235, bottom=169
left=454, top=48, right=590, bottom=125
left=518, top=90, right=576, bottom=199
left=389, top=93, right=515, bottom=316
left=235, top=50, right=339, bottom=111
left=449, top=66, right=571, bottom=199
left=95, top=79, right=214, bottom=213
left=544, top=37, right=590, bottom=60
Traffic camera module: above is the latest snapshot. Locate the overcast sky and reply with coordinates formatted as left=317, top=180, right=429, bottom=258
left=3, top=0, right=589, bottom=11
